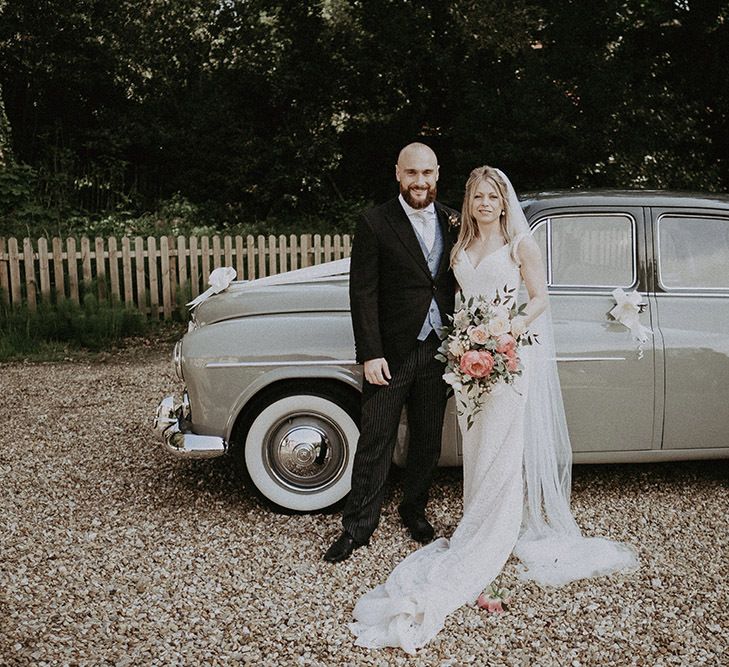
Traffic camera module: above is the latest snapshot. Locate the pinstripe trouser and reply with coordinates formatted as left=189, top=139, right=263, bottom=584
left=343, top=332, right=447, bottom=544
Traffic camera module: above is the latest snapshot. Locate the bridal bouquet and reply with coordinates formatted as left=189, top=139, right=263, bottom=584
left=436, top=287, right=537, bottom=429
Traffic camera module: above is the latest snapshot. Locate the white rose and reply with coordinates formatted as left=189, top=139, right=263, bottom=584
left=468, top=324, right=490, bottom=345
left=487, top=316, right=510, bottom=337
left=453, top=309, right=470, bottom=329
left=510, top=316, right=528, bottom=338
left=491, top=305, right=510, bottom=321
left=443, top=372, right=462, bottom=390
left=448, top=338, right=466, bottom=357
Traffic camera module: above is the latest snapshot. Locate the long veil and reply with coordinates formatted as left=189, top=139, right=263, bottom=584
left=497, top=169, right=639, bottom=586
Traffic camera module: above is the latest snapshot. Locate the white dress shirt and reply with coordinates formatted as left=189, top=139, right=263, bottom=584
left=398, top=194, right=437, bottom=253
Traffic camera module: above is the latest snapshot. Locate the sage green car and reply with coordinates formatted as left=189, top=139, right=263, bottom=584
left=154, top=191, right=729, bottom=511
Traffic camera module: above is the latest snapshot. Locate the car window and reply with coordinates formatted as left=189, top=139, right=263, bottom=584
left=532, top=214, right=635, bottom=288
left=657, top=214, right=729, bottom=290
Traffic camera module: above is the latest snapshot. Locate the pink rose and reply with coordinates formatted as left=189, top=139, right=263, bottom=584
left=505, top=348, right=519, bottom=372
left=495, top=334, right=516, bottom=354
left=459, top=350, right=494, bottom=378
left=477, top=593, right=507, bottom=613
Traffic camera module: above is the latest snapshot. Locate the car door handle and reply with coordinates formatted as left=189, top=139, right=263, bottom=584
left=637, top=302, right=648, bottom=313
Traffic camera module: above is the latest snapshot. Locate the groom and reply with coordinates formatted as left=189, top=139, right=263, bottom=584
left=324, top=142, right=457, bottom=563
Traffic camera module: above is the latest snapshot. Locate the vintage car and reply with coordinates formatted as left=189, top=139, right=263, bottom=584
left=154, top=191, right=729, bottom=511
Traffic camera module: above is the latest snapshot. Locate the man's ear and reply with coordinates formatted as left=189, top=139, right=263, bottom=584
left=435, top=165, right=440, bottom=181
left=395, top=164, right=401, bottom=182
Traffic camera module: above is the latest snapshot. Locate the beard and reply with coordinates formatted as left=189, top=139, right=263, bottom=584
left=400, top=183, right=437, bottom=209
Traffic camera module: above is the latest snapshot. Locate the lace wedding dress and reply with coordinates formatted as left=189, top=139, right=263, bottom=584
left=349, top=231, right=638, bottom=655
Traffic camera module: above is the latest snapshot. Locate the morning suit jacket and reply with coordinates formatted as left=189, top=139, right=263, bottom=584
left=349, top=196, right=458, bottom=368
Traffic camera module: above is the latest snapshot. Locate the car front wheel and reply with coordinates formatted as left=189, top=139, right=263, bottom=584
left=234, top=389, right=360, bottom=512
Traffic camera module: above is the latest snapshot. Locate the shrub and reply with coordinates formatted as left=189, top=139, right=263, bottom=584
left=0, top=191, right=371, bottom=242
left=0, top=292, right=147, bottom=360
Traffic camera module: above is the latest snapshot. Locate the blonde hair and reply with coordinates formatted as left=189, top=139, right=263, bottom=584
left=450, top=166, right=511, bottom=267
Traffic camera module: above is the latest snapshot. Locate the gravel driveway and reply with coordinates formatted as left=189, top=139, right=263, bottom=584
left=1, top=352, right=727, bottom=666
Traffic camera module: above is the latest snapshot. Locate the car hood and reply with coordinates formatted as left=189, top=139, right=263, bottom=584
left=191, top=259, right=351, bottom=326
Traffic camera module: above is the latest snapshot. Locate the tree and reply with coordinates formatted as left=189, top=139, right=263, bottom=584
left=1, top=0, right=727, bottom=232
left=0, top=83, right=12, bottom=168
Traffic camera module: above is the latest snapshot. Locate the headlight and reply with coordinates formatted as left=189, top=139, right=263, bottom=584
left=172, top=340, right=184, bottom=381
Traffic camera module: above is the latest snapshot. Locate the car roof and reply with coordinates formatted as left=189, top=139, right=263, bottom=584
left=519, top=189, right=729, bottom=210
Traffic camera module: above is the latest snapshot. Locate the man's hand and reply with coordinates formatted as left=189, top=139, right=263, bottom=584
left=364, top=358, right=391, bottom=385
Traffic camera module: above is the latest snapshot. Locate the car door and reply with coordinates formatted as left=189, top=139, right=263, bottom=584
left=528, top=204, right=657, bottom=458
left=650, top=206, right=729, bottom=452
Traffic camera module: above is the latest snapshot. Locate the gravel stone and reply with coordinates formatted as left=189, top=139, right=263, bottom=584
left=1, top=352, right=728, bottom=666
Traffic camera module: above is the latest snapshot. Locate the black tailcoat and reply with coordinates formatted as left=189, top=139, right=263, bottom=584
left=349, top=197, right=458, bottom=367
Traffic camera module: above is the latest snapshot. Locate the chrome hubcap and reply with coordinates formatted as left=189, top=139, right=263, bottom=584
left=263, top=412, right=348, bottom=492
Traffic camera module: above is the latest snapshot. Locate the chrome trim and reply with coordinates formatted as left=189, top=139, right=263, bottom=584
left=181, top=390, right=191, bottom=414
left=555, top=356, right=627, bottom=362
left=653, top=291, right=727, bottom=298
left=548, top=288, right=649, bottom=298
left=655, top=212, right=729, bottom=293
left=172, top=340, right=184, bottom=381
left=262, top=411, right=349, bottom=493
left=153, top=395, right=226, bottom=459
left=207, top=356, right=628, bottom=368
left=573, top=447, right=729, bottom=464
left=532, top=212, right=638, bottom=290
left=530, top=218, right=553, bottom=284
left=656, top=286, right=729, bottom=295
left=206, top=359, right=359, bottom=368
left=546, top=218, right=552, bottom=285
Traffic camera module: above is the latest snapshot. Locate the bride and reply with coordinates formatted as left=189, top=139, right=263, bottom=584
left=348, top=166, right=639, bottom=655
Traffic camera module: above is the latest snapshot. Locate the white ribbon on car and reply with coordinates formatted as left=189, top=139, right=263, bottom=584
left=186, top=258, right=351, bottom=310
left=240, top=258, right=351, bottom=288
left=187, top=266, right=237, bottom=309
left=609, top=288, right=653, bottom=358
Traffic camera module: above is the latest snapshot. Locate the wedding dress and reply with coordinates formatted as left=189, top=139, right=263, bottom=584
left=348, top=171, right=639, bottom=655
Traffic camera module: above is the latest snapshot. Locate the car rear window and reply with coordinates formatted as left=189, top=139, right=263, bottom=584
left=657, top=214, right=729, bottom=290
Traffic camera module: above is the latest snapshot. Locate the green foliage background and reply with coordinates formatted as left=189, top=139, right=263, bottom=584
left=1, top=0, right=728, bottom=238
left=0, top=290, right=149, bottom=359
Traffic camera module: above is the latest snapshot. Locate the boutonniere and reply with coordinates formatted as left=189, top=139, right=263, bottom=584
left=447, top=212, right=460, bottom=229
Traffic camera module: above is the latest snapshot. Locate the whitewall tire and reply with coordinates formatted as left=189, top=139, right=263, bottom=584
left=243, top=394, right=359, bottom=511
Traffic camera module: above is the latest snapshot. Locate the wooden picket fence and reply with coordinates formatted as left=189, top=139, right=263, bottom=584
left=0, top=233, right=352, bottom=319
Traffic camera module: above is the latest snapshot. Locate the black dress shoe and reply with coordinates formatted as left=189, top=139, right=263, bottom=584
left=323, top=531, right=362, bottom=563
left=399, top=509, right=435, bottom=544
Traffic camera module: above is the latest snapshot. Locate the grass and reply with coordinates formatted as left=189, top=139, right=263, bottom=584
left=0, top=294, right=186, bottom=362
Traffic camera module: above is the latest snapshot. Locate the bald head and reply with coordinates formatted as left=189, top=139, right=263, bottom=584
left=397, top=142, right=438, bottom=167
left=395, top=143, right=439, bottom=209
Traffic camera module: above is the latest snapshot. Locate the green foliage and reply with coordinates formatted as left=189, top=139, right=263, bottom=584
left=57, top=193, right=210, bottom=239
left=0, top=80, right=13, bottom=167
left=0, top=162, right=53, bottom=235
left=0, top=0, right=728, bottom=234
left=0, top=161, right=33, bottom=212
left=0, top=292, right=147, bottom=360
left=3, top=191, right=368, bottom=240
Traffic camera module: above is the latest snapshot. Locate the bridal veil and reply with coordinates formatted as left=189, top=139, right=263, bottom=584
left=496, top=169, right=639, bottom=587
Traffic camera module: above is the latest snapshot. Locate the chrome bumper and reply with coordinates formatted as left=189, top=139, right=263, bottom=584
left=153, top=393, right=226, bottom=459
